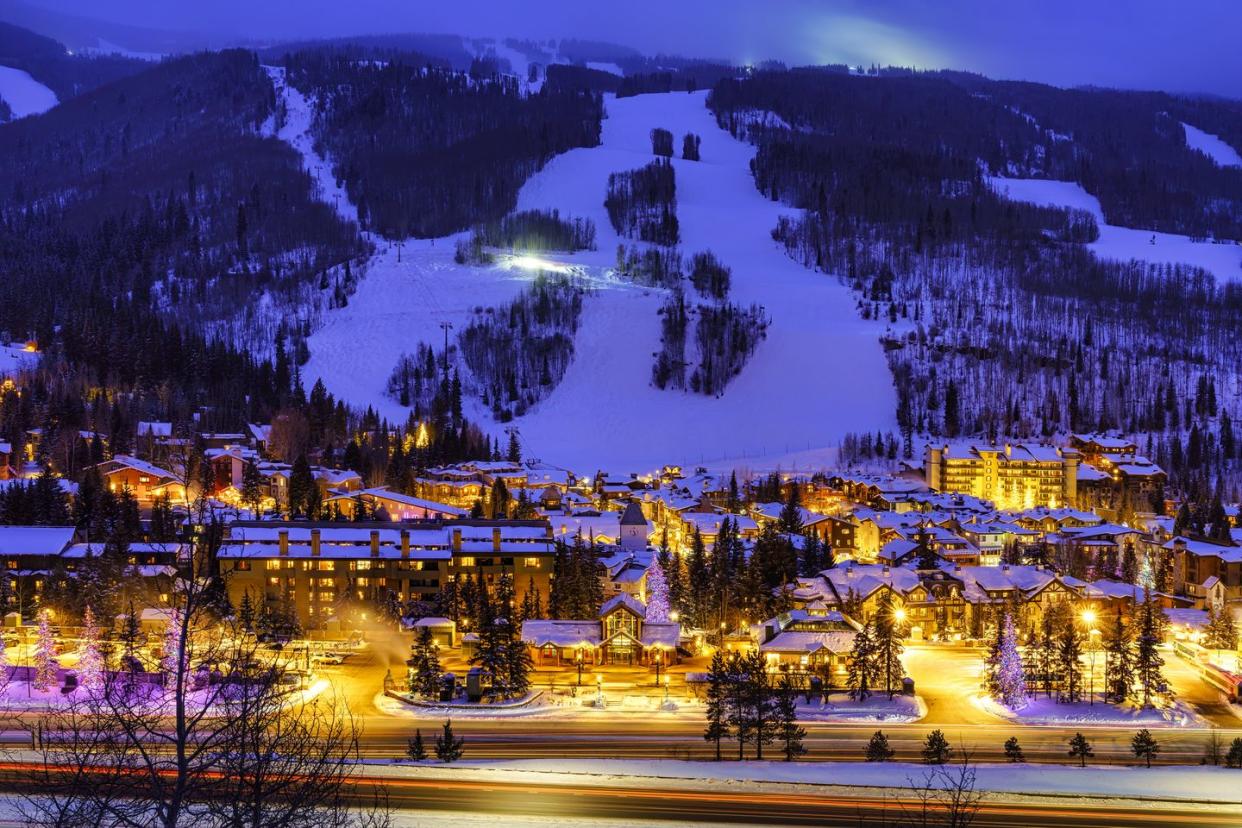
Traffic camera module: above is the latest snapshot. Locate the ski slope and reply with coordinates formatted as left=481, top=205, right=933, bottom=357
left=296, top=90, right=895, bottom=474
left=0, top=65, right=57, bottom=119
left=1182, top=122, right=1242, bottom=168
left=990, top=176, right=1242, bottom=283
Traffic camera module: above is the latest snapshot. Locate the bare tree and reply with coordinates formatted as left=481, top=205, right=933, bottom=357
left=20, top=536, right=388, bottom=828
left=899, top=749, right=983, bottom=828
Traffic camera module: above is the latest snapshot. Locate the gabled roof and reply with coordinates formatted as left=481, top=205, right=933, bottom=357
left=0, top=526, right=76, bottom=557
left=619, top=501, right=647, bottom=527
left=600, top=593, right=646, bottom=619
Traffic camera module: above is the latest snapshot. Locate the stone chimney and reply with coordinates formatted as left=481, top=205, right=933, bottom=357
left=451, top=527, right=463, bottom=553
left=400, top=529, right=410, bottom=559
left=311, top=529, right=321, bottom=557
left=492, top=527, right=502, bottom=553
left=278, top=529, right=289, bottom=557
left=370, top=530, right=380, bottom=558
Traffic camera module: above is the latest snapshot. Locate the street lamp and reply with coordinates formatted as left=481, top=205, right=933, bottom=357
left=663, top=673, right=671, bottom=704
left=575, top=649, right=584, bottom=687
left=1081, top=609, right=1098, bottom=705
left=653, top=648, right=663, bottom=686
left=718, top=621, right=727, bottom=649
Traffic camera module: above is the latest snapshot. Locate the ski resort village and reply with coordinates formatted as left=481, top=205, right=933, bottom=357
left=3, top=4, right=1242, bottom=826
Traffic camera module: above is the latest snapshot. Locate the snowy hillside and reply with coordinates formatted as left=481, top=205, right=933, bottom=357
left=1182, top=122, right=1242, bottom=168
left=297, top=90, right=895, bottom=473
left=0, top=64, right=57, bottom=119
left=990, top=176, right=1242, bottom=283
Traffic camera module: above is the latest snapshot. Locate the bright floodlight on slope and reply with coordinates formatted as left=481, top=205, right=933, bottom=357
left=507, top=254, right=570, bottom=274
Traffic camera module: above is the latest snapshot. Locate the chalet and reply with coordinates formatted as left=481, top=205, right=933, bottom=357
left=599, top=548, right=651, bottom=602
left=205, top=444, right=261, bottom=490
left=520, top=593, right=680, bottom=667
left=1167, top=536, right=1242, bottom=607
left=753, top=609, right=862, bottom=679
left=91, top=455, right=184, bottom=504
left=0, top=441, right=12, bottom=479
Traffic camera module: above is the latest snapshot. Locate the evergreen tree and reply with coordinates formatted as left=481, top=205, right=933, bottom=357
left=776, top=674, right=806, bottom=761
left=1131, top=728, right=1160, bottom=768
left=872, top=592, right=904, bottom=699
left=645, top=552, right=671, bottom=623
left=1033, top=609, right=1059, bottom=699
left=435, top=719, right=464, bottom=762
left=1103, top=609, right=1135, bottom=703
left=865, top=730, right=895, bottom=762
left=703, top=650, right=731, bottom=760
left=286, top=455, right=316, bottom=517
left=407, top=729, right=427, bottom=761
left=685, top=526, right=710, bottom=627
left=506, top=430, right=522, bottom=463
left=1135, top=590, right=1168, bottom=708
left=742, top=650, right=776, bottom=760
left=778, top=484, right=804, bottom=534
left=33, top=609, right=56, bottom=691
left=922, top=729, right=951, bottom=764
left=1227, top=738, right=1242, bottom=768
left=238, top=591, right=256, bottom=633
left=240, top=460, right=264, bottom=515
left=1003, top=736, right=1024, bottom=762
left=847, top=622, right=877, bottom=701
left=410, top=626, right=443, bottom=699
left=1068, top=732, right=1094, bottom=767
left=1057, top=618, right=1083, bottom=703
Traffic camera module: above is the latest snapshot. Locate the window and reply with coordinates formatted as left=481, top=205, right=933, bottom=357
left=357, top=577, right=370, bottom=587
left=267, top=577, right=280, bottom=587
left=266, top=560, right=282, bottom=570
left=317, top=578, right=335, bottom=587
left=353, top=560, right=372, bottom=571
left=234, top=561, right=251, bottom=571
left=458, top=557, right=476, bottom=568
left=523, top=557, right=541, bottom=568
left=317, top=561, right=334, bottom=571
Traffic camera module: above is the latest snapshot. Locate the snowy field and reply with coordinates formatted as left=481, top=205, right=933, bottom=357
left=299, top=89, right=894, bottom=473
left=367, top=758, right=1242, bottom=805
left=0, top=65, right=57, bottom=119
left=990, top=176, right=1242, bottom=283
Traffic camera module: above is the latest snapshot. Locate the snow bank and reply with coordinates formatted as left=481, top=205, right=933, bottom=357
left=1182, top=123, right=1242, bottom=168
left=972, top=694, right=1202, bottom=728
left=0, top=65, right=57, bottom=119
left=373, top=757, right=1242, bottom=804
left=0, top=343, right=37, bottom=379
left=991, top=176, right=1242, bottom=283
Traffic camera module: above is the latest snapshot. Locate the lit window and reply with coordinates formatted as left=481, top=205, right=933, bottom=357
left=317, top=561, right=334, bottom=571
left=523, top=557, right=540, bottom=568
left=458, top=557, right=476, bottom=567
left=266, top=560, right=282, bottom=570
left=355, top=560, right=371, bottom=571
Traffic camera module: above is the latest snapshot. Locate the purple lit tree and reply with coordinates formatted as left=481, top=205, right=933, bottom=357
left=78, top=605, right=105, bottom=692
left=645, top=553, right=671, bottom=623
left=162, top=607, right=183, bottom=677
left=33, top=609, right=56, bottom=691
left=994, top=611, right=1027, bottom=710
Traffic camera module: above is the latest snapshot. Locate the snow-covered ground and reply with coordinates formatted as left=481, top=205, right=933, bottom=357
left=990, top=176, right=1242, bottom=283
left=299, top=91, right=894, bottom=473
left=369, top=758, right=1242, bottom=805
left=0, top=343, right=38, bottom=379
left=973, top=694, right=1203, bottom=728
left=0, top=65, right=57, bottom=119
left=1182, top=122, right=1242, bottom=168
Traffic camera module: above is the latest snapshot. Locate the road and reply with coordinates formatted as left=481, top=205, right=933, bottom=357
left=312, top=642, right=1242, bottom=764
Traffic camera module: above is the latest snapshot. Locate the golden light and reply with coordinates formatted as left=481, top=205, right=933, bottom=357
left=22, top=341, right=37, bottom=353
left=669, top=611, right=680, bottom=622
left=506, top=254, right=571, bottom=275
left=415, top=422, right=430, bottom=449
left=595, top=673, right=602, bottom=686
left=1081, top=609, right=1097, bottom=626
left=894, top=608, right=907, bottom=622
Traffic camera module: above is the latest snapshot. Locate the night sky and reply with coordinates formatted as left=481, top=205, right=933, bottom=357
left=24, top=0, right=1242, bottom=97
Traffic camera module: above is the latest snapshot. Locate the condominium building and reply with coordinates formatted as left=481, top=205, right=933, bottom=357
left=925, top=442, right=1078, bottom=510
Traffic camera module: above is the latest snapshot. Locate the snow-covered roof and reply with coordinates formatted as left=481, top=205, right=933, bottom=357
left=0, top=526, right=75, bottom=556
left=600, top=593, right=646, bottom=618
left=640, top=623, right=680, bottom=648
left=360, top=488, right=467, bottom=516
left=760, top=630, right=856, bottom=655
left=520, top=620, right=600, bottom=648
left=96, top=454, right=179, bottom=481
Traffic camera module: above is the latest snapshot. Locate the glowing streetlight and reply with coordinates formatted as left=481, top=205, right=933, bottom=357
left=894, top=608, right=907, bottom=623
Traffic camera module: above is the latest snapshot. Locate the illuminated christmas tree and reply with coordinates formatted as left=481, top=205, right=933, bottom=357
left=994, top=612, right=1027, bottom=710
left=645, top=553, right=670, bottom=623
left=162, top=608, right=183, bottom=677
left=78, top=605, right=105, bottom=692
left=33, top=609, right=56, bottom=691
